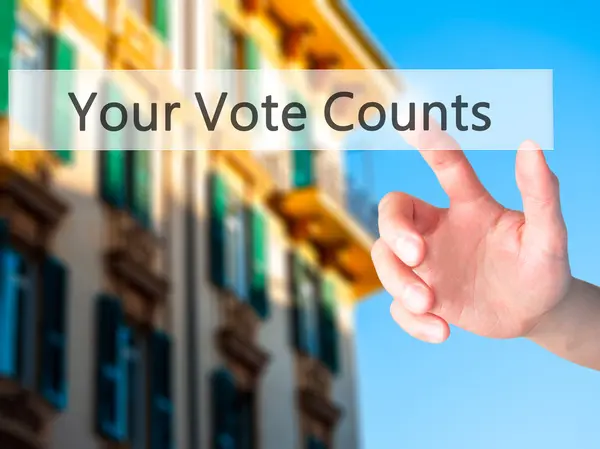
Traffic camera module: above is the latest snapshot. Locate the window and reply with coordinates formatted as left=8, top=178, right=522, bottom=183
left=96, top=294, right=172, bottom=448
left=127, top=331, right=149, bottom=449
left=0, top=222, right=70, bottom=410
left=225, top=192, right=247, bottom=301
left=215, top=16, right=236, bottom=71
left=15, top=251, right=37, bottom=388
left=290, top=256, right=340, bottom=372
left=299, top=268, right=319, bottom=357
left=318, top=278, right=340, bottom=374
left=209, top=172, right=271, bottom=317
left=99, top=81, right=154, bottom=230
left=11, top=15, right=47, bottom=143
left=289, top=253, right=319, bottom=356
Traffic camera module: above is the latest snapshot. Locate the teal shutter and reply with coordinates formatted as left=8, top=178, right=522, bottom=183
left=293, top=150, right=313, bottom=188
left=243, top=37, right=260, bottom=104
left=129, top=151, right=152, bottom=228
left=235, top=204, right=248, bottom=301
left=307, top=436, right=321, bottom=449
left=249, top=207, right=269, bottom=319
left=50, top=33, right=76, bottom=163
left=100, top=151, right=127, bottom=208
left=319, top=278, right=340, bottom=374
left=211, top=368, right=238, bottom=449
left=243, top=38, right=260, bottom=69
left=96, top=295, right=129, bottom=442
left=0, top=0, right=16, bottom=115
left=100, top=83, right=127, bottom=208
left=150, top=331, right=173, bottom=449
left=40, top=256, right=69, bottom=410
left=210, top=173, right=228, bottom=288
left=153, top=0, right=169, bottom=41
left=0, top=220, right=19, bottom=377
left=289, top=253, right=307, bottom=352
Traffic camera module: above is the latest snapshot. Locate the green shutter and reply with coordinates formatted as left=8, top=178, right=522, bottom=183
left=0, top=220, right=19, bottom=377
left=96, top=295, right=129, bottom=442
left=289, top=253, right=307, bottom=352
left=153, top=0, right=169, bottom=41
left=249, top=207, right=269, bottom=319
left=320, top=278, right=340, bottom=374
left=150, top=331, right=173, bottom=449
left=244, top=37, right=260, bottom=70
left=50, top=33, right=76, bottom=163
left=100, top=84, right=127, bottom=208
left=244, top=37, right=260, bottom=105
left=293, top=150, right=313, bottom=188
left=210, top=173, right=228, bottom=288
left=40, top=256, right=69, bottom=410
left=211, top=368, right=238, bottom=449
left=0, top=0, right=16, bottom=115
left=129, top=151, right=152, bottom=228
left=100, top=151, right=126, bottom=208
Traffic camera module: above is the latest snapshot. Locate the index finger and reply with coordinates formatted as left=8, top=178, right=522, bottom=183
left=399, top=117, right=491, bottom=204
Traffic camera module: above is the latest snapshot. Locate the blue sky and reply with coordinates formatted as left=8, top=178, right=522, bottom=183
left=348, top=1, right=600, bottom=448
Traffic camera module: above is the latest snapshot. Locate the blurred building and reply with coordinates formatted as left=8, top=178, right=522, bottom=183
left=0, top=1, right=390, bottom=449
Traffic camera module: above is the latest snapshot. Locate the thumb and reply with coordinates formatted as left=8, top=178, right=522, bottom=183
left=515, top=140, right=567, bottom=257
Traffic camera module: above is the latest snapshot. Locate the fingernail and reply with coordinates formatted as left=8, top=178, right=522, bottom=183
left=395, top=235, right=422, bottom=266
left=423, top=323, right=444, bottom=343
left=403, top=284, right=429, bottom=314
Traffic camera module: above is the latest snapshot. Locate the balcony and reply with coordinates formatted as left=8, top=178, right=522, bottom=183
left=295, top=354, right=342, bottom=429
left=104, top=212, right=169, bottom=325
left=216, top=292, right=270, bottom=388
left=271, top=151, right=381, bottom=301
left=0, top=378, right=55, bottom=449
left=113, top=6, right=170, bottom=69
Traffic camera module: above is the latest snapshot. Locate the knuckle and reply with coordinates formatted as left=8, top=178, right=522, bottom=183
left=550, top=171, right=560, bottom=190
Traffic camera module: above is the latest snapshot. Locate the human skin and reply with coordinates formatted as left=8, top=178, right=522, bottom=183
left=372, top=134, right=600, bottom=371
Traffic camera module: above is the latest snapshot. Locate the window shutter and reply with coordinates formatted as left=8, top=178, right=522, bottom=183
left=210, top=172, right=228, bottom=288
left=129, top=150, right=152, bottom=228
left=249, top=206, right=269, bottom=319
left=0, top=220, right=19, bottom=377
left=50, top=33, right=76, bottom=163
left=234, top=202, right=248, bottom=301
left=150, top=331, right=173, bottom=449
left=244, top=37, right=260, bottom=70
left=289, top=253, right=307, bottom=352
left=320, top=278, right=340, bottom=374
left=96, top=295, right=129, bottom=442
left=100, top=83, right=127, bottom=208
left=100, top=150, right=127, bottom=208
left=243, top=37, right=260, bottom=105
left=307, top=435, right=322, bottom=449
left=293, top=150, right=313, bottom=188
left=0, top=0, right=16, bottom=115
left=153, top=0, right=169, bottom=41
left=39, top=256, right=69, bottom=410
left=211, top=368, right=238, bottom=449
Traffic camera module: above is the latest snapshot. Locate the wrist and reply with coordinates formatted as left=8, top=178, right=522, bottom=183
left=525, top=274, right=576, bottom=341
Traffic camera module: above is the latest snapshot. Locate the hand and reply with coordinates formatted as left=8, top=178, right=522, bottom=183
left=372, top=136, right=572, bottom=343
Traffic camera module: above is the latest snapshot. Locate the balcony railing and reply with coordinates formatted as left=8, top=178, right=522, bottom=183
left=346, top=179, right=379, bottom=238
left=292, top=150, right=345, bottom=208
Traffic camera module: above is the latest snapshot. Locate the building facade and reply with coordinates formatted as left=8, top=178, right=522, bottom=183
left=0, top=1, right=389, bottom=449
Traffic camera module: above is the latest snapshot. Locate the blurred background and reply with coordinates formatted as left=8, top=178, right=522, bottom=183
left=1, top=1, right=599, bottom=449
